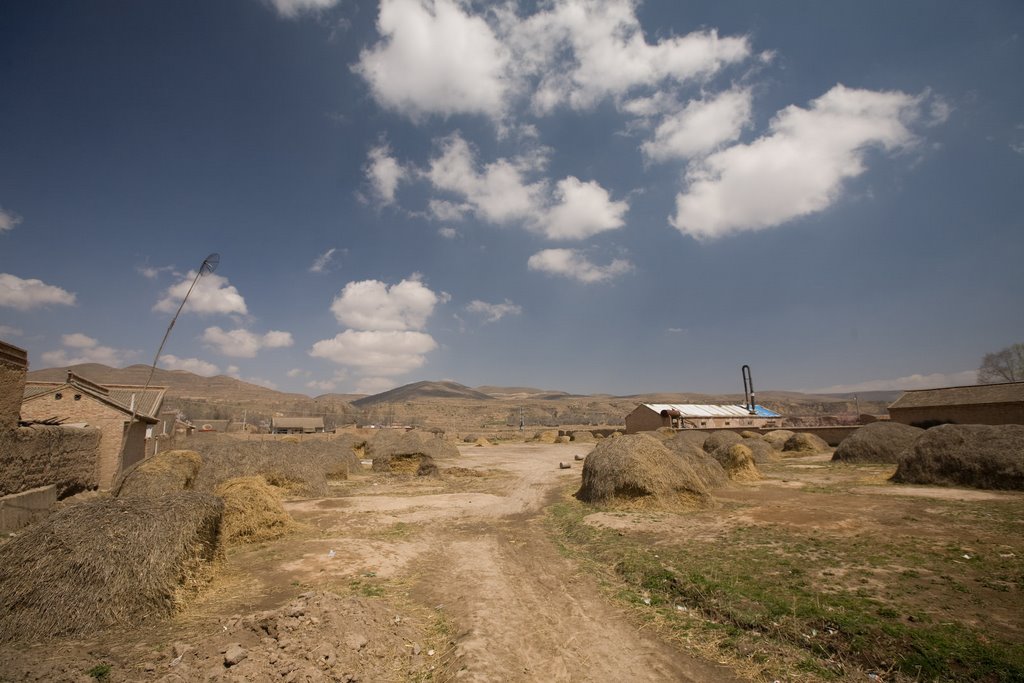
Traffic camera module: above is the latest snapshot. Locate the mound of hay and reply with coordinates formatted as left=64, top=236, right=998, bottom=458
left=739, top=437, right=779, bottom=464
left=0, top=492, right=223, bottom=643
left=740, top=430, right=763, bottom=440
left=571, top=431, right=596, bottom=443
left=444, top=466, right=485, bottom=478
left=462, top=434, right=479, bottom=443
left=666, top=430, right=709, bottom=451
left=367, top=430, right=458, bottom=460
left=714, top=444, right=762, bottom=482
left=783, top=432, right=830, bottom=454
left=891, top=424, right=1024, bottom=490
left=703, top=431, right=742, bottom=455
left=534, top=430, right=560, bottom=444
left=556, top=435, right=571, bottom=444
left=763, top=429, right=795, bottom=450
left=832, top=422, right=924, bottom=464
left=474, top=437, right=492, bottom=447
left=215, top=476, right=295, bottom=546
left=188, top=438, right=361, bottom=497
left=660, top=433, right=728, bottom=489
left=575, top=434, right=711, bottom=508
left=114, top=449, right=202, bottom=499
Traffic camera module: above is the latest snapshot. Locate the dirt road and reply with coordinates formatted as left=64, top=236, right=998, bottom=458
left=0, top=442, right=743, bottom=682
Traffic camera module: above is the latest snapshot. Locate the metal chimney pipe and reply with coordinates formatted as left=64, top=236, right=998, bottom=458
left=742, top=364, right=756, bottom=415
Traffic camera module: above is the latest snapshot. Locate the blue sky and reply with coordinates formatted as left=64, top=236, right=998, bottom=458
left=1, top=0, right=1022, bottom=396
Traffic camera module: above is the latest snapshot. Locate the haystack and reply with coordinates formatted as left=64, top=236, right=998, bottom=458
left=474, top=437, right=492, bottom=447
left=367, top=429, right=458, bottom=460
left=715, top=444, right=762, bottom=482
left=740, top=430, right=763, bottom=440
left=783, top=432, right=829, bottom=454
left=188, top=438, right=362, bottom=497
left=530, top=430, right=556, bottom=443
left=556, top=435, right=571, bottom=444
left=832, top=422, right=924, bottom=464
left=114, top=449, right=202, bottom=499
left=740, top=437, right=779, bottom=464
left=891, top=424, right=1024, bottom=490
left=571, top=431, right=596, bottom=443
left=703, top=430, right=742, bottom=455
left=0, top=492, right=223, bottom=643
left=661, top=433, right=729, bottom=489
left=215, top=476, right=296, bottom=546
left=666, top=430, right=709, bottom=451
left=763, top=429, right=795, bottom=450
left=575, top=434, right=711, bottom=509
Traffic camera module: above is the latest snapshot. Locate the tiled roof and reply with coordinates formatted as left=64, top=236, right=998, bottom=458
left=889, top=382, right=1024, bottom=409
left=23, top=372, right=166, bottom=422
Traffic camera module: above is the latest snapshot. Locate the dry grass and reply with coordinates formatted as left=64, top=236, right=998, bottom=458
left=113, top=449, right=202, bottom=498
left=0, top=492, right=223, bottom=643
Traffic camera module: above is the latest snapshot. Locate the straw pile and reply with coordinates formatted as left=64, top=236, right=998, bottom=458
left=575, top=434, right=712, bottom=509
left=214, top=476, right=296, bottom=546
left=533, top=430, right=559, bottom=444
left=715, top=444, right=762, bottom=482
left=737, top=437, right=779, bottom=464
left=571, top=431, right=596, bottom=443
left=763, top=430, right=795, bottom=450
left=661, top=433, right=728, bottom=489
left=187, top=437, right=362, bottom=497
left=474, top=437, right=492, bottom=447
left=703, top=431, right=742, bottom=453
left=891, top=424, right=1024, bottom=490
left=113, top=449, right=202, bottom=499
left=367, top=431, right=443, bottom=476
left=0, top=492, right=223, bottom=643
left=832, top=422, right=923, bottom=463
left=783, top=432, right=830, bottom=454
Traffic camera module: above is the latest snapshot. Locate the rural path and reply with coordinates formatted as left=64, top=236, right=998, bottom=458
left=311, top=443, right=743, bottom=682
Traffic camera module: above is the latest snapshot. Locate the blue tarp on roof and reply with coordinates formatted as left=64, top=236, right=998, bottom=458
left=752, top=405, right=781, bottom=418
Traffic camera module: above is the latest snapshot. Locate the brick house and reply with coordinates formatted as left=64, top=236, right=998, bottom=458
left=272, top=416, right=325, bottom=434
left=625, top=403, right=781, bottom=434
left=21, top=372, right=166, bottom=489
left=888, top=382, right=1024, bottom=427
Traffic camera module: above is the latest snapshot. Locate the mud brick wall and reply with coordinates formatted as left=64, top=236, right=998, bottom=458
left=0, top=425, right=102, bottom=498
left=890, top=403, right=1024, bottom=427
left=0, top=341, right=28, bottom=432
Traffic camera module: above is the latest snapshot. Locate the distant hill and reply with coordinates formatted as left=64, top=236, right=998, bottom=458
left=26, top=363, right=309, bottom=403
left=820, top=390, right=903, bottom=403
left=352, top=381, right=494, bottom=407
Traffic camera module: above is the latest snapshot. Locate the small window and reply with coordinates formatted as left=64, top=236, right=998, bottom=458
left=74, top=394, right=82, bottom=401
left=54, top=393, right=63, bottom=400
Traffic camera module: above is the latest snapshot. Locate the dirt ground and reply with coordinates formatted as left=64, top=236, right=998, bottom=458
left=1, top=442, right=1020, bottom=682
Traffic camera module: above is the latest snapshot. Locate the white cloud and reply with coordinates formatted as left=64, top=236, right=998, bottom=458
left=0, top=324, right=22, bottom=337
left=136, top=264, right=176, bottom=279
left=309, top=248, right=338, bottom=274
left=0, top=273, right=76, bottom=310
left=354, top=0, right=510, bottom=119
left=428, top=200, right=469, bottom=222
left=427, top=134, right=544, bottom=225
left=225, top=365, right=240, bottom=376
left=307, top=378, right=339, bottom=392
left=268, top=0, right=340, bottom=19
left=539, top=176, right=628, bottom=240
left=512, top=1, right=751, bottom=113
left=642, top=88, right=753, bottom=161
left=0, top=207, right=22, bottom=233
left=438, top=226, right=458, bottom=239
left=424, top=134, right=626, bottom=240
left=466, top=299, right=522, bottom=323
left=812, top=370, right=978, bottom=394
left=527, top=249, right=633, bottom=283
left=366, top=144, right=406, bottom=204
left=40, top=334, right=133, bottom=367
left=309, top=329, right=438, bottom=376
left=202, top=326, right=294, bottom=358
left=159, top=354, right=220, bottom=376
left=330, top=276, right=441, bottom=331
left=671, top=84, right=926, bottom=239
left=154, top=271, right=248, bottom=316
left=287, top=367, right=310, bottom=378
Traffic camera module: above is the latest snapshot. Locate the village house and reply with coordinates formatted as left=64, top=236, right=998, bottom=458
left=624, top=403, right=781, bottom=434
left=20, top=371, right=166, bottom=490
left=888, top=382, right=1024, bottom=427
left=271, top=416, right=325, bottom=434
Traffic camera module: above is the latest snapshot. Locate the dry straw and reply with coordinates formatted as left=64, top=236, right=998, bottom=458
left=0, top=492, right=223, bottom=643
left=113, top=449, right=202, bottom=499
left=575, top=433, right=714, bottom=509
left=214, top=476, right=297, bottom=546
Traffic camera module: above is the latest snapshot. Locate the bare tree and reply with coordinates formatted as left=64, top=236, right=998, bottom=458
left=977, top=343, right=1024, bottom=384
